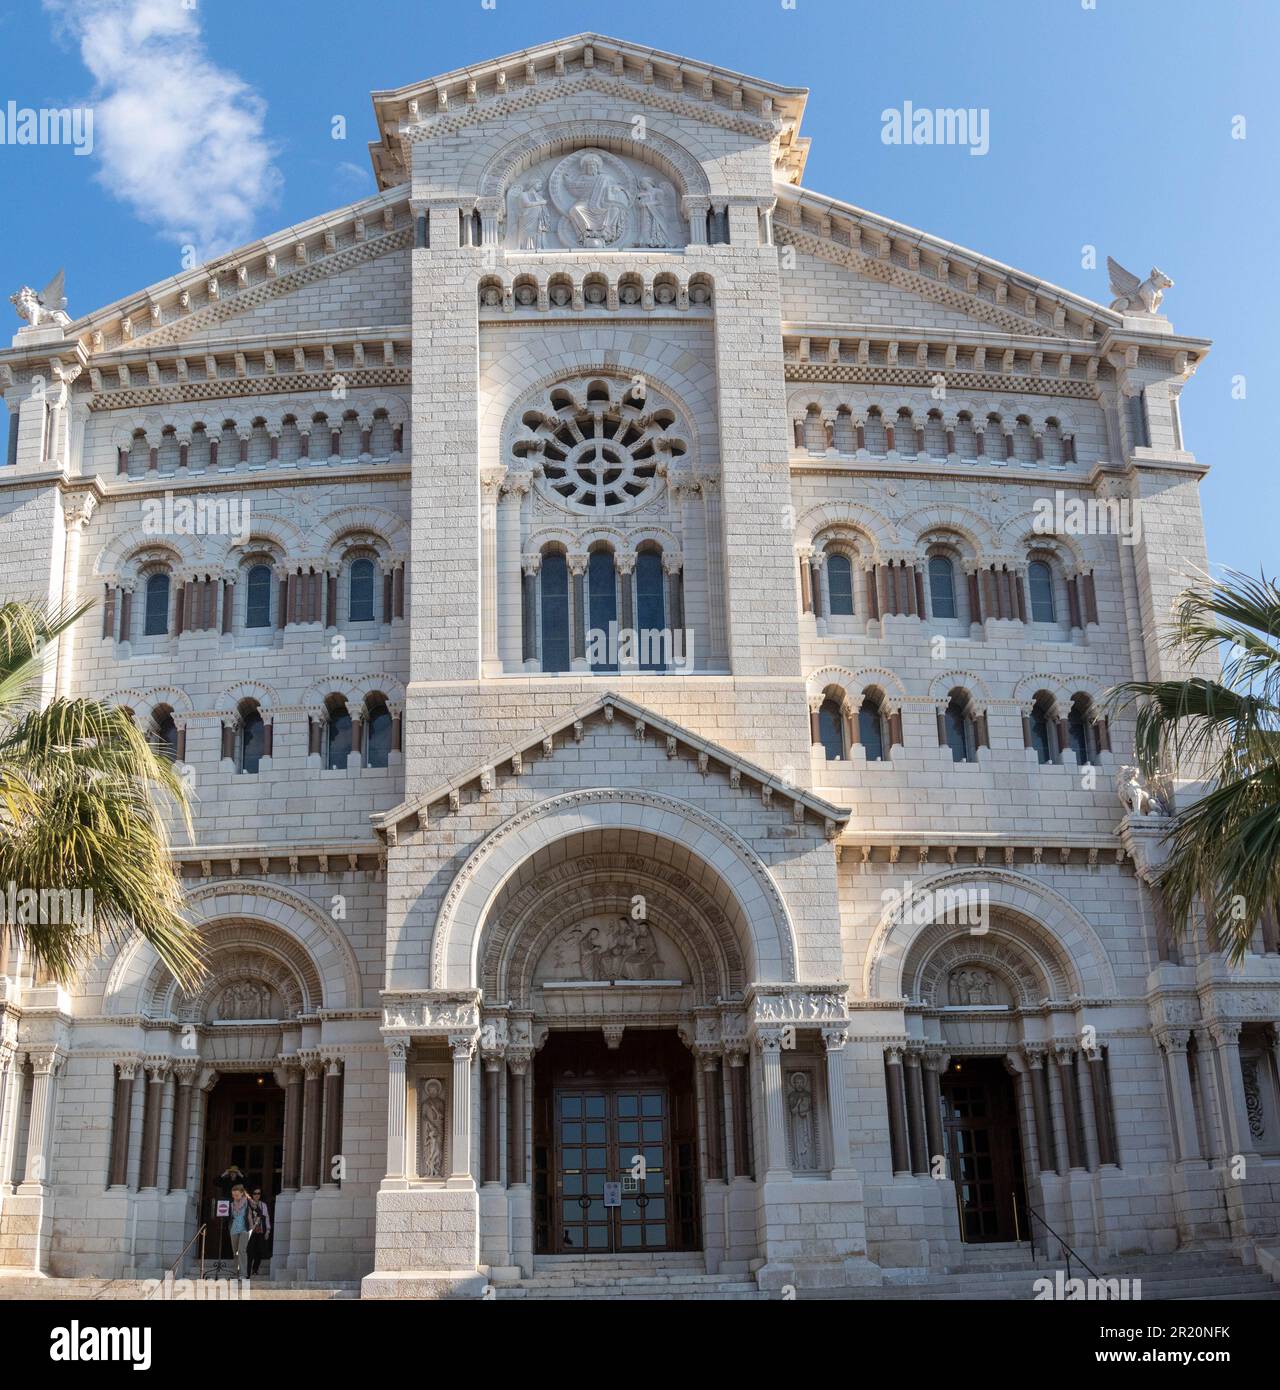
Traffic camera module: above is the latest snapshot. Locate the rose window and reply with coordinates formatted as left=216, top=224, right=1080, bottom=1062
left=514, top=377, right=687, bottom=514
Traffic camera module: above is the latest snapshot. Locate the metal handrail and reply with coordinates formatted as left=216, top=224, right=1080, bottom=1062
left=147, top=1222, right=208, bottom=1297
left=1026, top=1205, right=1100, bottom=1281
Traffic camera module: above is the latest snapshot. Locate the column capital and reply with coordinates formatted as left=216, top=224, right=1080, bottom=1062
left=753, top=1026, right=788, bottom=1053
left=1156, top=1027, right=1191, bottom=1054
left=1021, top=1043, right=1048, bottom=1068
left=820, top=1026, right=849, bottom=1051
left=384, top=1035, right=410, bottom=1062
left=449, top=1033, right=477, bottom=1060
left=144, top=1056, right=172, bottom=1082
left=114, top=1052, right=144, bottom=1081
left=1209, top=1020, right=1242, bottom=1048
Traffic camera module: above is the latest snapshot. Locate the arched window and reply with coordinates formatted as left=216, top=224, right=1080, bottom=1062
left=240, top=701, right=266, bottom=774
left=1028, top=560, right=1056, bottom=623
left=587, top=549, right=617, bottom=672
left=365, top=698, right=393, bottom=769
left=1029, top=694, right=1055, bottom=765
left=143, top=572, right=170, bottom=636
left=928, top=555, right=957, bottom=619
left=349, top=558, right=376, bottom=623
left=635, top=549, right=666, bottom=671
left=826, top=552, right=855, bottom=615
left=325, top=697, right=352, bottom=770
left=1068, top=694, right=1097, bottom=765
left=245, top=563, right=273, bottom=629
left=818, top=697, right=845, bottom=761
left=859, top=692, right=887, bottom=762
left=540, top=551, right=570, bottom=673
left=150, top=708, right=179, bottom=762
left=944, top=693, right=977, bottom=763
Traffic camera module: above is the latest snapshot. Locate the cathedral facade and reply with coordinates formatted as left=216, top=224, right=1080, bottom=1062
left=0, top=34, right=1277, bottom=1297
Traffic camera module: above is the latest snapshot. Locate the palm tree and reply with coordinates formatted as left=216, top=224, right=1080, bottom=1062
left=0, top=600, right=204, bottom=988
left=1111, top=569, right=1280, bottom=962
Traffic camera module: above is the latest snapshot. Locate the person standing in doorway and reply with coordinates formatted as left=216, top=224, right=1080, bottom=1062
left=247, top=1187, right=272, bottom=1276
left=227, top=1182, right=258, bottom=1280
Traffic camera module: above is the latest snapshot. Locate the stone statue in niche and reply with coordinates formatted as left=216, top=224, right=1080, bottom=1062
left=948, top=967, right=998, bottom=1006
left=216, top=979, right=271, bottom=1020
left=511, top=180, right=550, bottom=250
left=787, top=1072, right=816, bottom=1170
left=419, top=1078, right=446, bottom=1178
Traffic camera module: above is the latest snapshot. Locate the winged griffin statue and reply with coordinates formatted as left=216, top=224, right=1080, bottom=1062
left=1107, top=258, right=1173, bottom=316
left=10, top=269, right=70, bottom=328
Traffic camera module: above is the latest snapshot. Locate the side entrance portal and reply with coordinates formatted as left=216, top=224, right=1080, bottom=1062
left=198, top=1071, right=284, bottom=1262
left=941, top=1057, right=1028, bottom=1244
left=533, top=1030, right=699, bottom=1255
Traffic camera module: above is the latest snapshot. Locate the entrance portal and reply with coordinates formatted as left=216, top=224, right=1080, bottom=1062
left=941, top=1057, right=1027, bottom=1243
left=533, top=1030, right=699, bottom=1255
left=198, top=1071, right=284, bottom=1262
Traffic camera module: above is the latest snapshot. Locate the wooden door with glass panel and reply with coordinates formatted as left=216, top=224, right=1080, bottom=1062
left=554, top=1085, right=673, bottom=1253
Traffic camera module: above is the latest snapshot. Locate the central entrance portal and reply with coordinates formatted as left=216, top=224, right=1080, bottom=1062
left=533, top=1029, right=699, bottom=1255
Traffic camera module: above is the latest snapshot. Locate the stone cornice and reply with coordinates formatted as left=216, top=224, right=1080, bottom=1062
left=1, top=200, right=412, bottom=371
left=369, top=33, right=808, bottom=188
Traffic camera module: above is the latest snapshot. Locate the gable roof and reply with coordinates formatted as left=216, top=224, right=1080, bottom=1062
left=367, top=32, right=810, bottom=189
left=371, top=690, right=849, bottom=843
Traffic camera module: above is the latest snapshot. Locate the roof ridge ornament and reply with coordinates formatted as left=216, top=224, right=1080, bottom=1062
left=1107, top=258, right=1173, bottom=318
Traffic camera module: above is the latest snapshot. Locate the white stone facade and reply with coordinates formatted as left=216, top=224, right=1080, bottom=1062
left=0, top=34, right=1277, bottom=1295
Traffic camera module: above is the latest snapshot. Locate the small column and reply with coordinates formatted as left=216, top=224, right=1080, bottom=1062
left=569, top=556, right=587, bottom=669
left=21, top=1050, right=63, bottom=1188
left=507, top=1053, right=530, bottom=1186
left=382, top=1039, right=407, bottom=1184
left=884, top=1046, right=911, bottom=1175
left=301, top=1058, right=323, bottom=1188
left=1191, top=1029, right=1220, bottom=1161
left=321, top=1057, right=343, bottom=1187
left=449, top=1033, right=476, bottom=1185
left=521, top=558, right=540, bottom=668
left=168, top=1063, right=198, bottom=1191
left=109, top=1057, right=140, bottom=1188
left=727, top=1047, right=751, bottom=1179
left=139, top=1059, right=170, bottom=1190
left=1056, top=1045, right=1084, bottom=1167
left=1209, top=1021, right=1253, bottom=1160
left=482, top=1055, right=502, bottom=1185
left=1158, top=1029, right=1200, bottom=1162
left=755, top=1028, right=790, bottom=1179
left=1024, top=1047, right=1057, bottom=1173
left=904, top=1050, right=929, bottom=1175
left=1085, top=1049, right=1117, bottom=1167
left=1049, top=1047, right=1081, bottom=1172
left=922, top=1050, right=947, bottom=1174
left=701, top=1051, right=724, bottom=1180
left=822, top=1028, right=853, bottom=1176
left=281, top=1062, right=304, bottom=1190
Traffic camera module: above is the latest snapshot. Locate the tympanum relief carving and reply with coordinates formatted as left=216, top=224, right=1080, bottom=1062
left=505, top=148, right=683, bottom=251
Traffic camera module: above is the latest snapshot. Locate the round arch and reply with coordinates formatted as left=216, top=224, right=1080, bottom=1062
left=431, top=789, right=800, bottom=990
left=863, top=868, right=1117, bottom=1002
left=102, top=880, right=364, bottom=1017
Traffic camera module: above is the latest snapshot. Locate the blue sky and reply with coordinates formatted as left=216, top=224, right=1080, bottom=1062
left=1, top=0, right=1275, bottom=578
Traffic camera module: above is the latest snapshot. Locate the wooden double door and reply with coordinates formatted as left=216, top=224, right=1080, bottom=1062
left=534, top=1030, right=699, bottom=1254
left=941, top=1057, right=1027, bottom=1243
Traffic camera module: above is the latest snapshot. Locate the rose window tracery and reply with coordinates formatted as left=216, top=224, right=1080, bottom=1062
left=513, top=376, right=687, bottom=514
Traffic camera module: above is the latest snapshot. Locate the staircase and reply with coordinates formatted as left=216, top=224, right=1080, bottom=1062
left=490, top=1252, right=769, bottom=1300
left=852, top=1248, right=1280, bottom=1302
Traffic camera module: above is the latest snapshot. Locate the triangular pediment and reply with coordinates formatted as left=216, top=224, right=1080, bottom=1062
left=371, top=691, right=849, bottom=845
left=368, top=33, right=809, bottom=189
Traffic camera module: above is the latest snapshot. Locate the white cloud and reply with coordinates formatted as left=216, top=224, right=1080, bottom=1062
left=45, top=0, right=282, bottom=259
